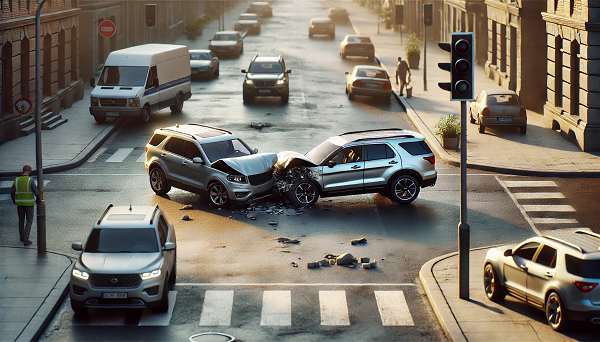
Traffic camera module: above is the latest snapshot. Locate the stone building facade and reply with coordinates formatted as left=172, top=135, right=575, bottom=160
left=0, top=0, right=83, bottom=144
left=542, top=0, right=600, bottom=151
left=441, top=0, right=488, bottom=66
left=484, top=0, right=547, bottom=111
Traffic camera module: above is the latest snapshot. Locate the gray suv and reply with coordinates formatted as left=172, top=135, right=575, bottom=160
left=242, top=55, right=291, bottom=104
left=484, top=230, right=600, bottom=331
left=145, top=124, right=277, bottom=207
left=70, top=205, right=176, bottom=314
left=274, top=129, right=437, bottom=206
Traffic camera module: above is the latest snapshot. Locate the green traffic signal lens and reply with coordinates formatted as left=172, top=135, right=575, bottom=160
left=455, top=80, right=470, bottom=95
left=455, top=59, right=469, bottom=74
left=455, top=39, right=469, bottom=54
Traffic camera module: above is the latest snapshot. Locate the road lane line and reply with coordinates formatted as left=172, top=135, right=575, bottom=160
left=503, top=181, right=557, bottom=187
left=496, top=176, right=541, bottom=236
left=87, top=147, right=107, bottom=163
left=319, top=291, right=350, bottom=326
left=513, top=192, right=565, bottom=199
left=0, top=194, right=11, bottom=202
left=199, top=290, right=234, bottom=326
left=260, top=291, right=291, bottom=326
left=176, top=283, right=417, bottom=287
left=522, top=205, right=575, bottom=212
left=0, top=180, right=49, bottom=188
left=136, top=152, right=146, bottom=163
left=106, top=148, right=134, bottom=163
left=531, top=218, right=579, bottom=224
left=138, top=291, right=177, bottom=326
left=375, top=291, right=414, bottom=326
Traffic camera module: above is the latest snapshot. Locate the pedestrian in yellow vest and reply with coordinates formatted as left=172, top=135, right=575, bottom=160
left=10, top=165, right=39, bottom=246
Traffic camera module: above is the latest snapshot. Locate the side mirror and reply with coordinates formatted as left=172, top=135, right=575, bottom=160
left=286, top=69, right=292, bottom=74
left=72, top=242, right=83, bottom=251
left=192, top=157, right=204, bottom=164
left=327, top=160, right=336, bottom=167
left=89, top=78, right=95, bottom=87
left=241, top=69, right=247, bottom=73
left=503, top=249, right=513, bottom=257
left=252, top=148, right=258, bottom=154
left=164, top=242, right=176, bottom=251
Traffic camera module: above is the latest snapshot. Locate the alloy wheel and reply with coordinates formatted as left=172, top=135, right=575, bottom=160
left=295, top=183, right=316, bottom=205
left=394, top=178, right=417, bottom=200
left=209, top=183, right=228, bottom=206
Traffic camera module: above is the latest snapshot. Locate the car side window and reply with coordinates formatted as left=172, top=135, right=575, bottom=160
left=534, top=245, right=557, bottom=268
left=184, top=141, right=203, bottom=160
left=157, top=215, right=168, bottom=247
left=331, top=146, right=362, bottom=164
left=513, top=242, right=540, bottom=261
left=145, top=66, right=157, bottom=90
left=164, top=137, right=187, bottom=157
left=365, top=144, right=394, bottom=161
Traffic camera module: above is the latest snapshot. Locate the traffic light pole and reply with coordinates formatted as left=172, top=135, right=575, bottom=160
left=35, top=0, right=47, bottom=255
left=423, top=26, right=427, bottom=91
left=459, top=100, right=470, bottom=300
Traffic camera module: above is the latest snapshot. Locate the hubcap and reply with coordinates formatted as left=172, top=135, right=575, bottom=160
left=394, top=178, right=416, bottom=200
left=484, top=266, right=494, bottom=296
left=295, top=183, right=315, bottom=204
left=210, top=184, right=227, bottom=205
left=151, top=170, right=162, bottom=190
left=547, top=296, right=561, bottom=327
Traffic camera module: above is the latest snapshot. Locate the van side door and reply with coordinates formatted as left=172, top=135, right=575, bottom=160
left=144, top=66, right=160, bottom=112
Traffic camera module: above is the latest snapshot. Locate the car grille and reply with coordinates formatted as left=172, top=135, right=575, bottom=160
left=255, top=81, right=276, bottom=88
left=248, top=170, right=274, bottom=185
left=89, top=274, right=142, bottom=288
left=99, top=98, right=127, bottom=107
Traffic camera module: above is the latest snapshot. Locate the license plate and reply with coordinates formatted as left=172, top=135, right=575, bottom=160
left=497, top=117, right=513, bottom=122
left=259, top=89, right=271, bottom=93
left=106, top=112, right=119, bottom=117
left=366, top=83, right=379, bottom=88
left=319, top=29, right=327, bottom=32
left=102, top=293, right=127, bottom=299
left=355, top=47, right=364, bottom=51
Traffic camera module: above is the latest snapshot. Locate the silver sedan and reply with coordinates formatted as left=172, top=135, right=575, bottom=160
left=469, top=89, right=527, bottom=134
left=345, top=65, right=392, bottom=102
left=189, top=50, right=219, bottom=79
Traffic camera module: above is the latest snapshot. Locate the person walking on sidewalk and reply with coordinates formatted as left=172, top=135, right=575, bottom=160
left=396, top=57, right=411, bottom=96
left=10, top=165, right=39, bottom=246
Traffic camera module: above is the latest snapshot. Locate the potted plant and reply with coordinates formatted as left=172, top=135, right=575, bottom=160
left=434, top=114, right=461, bottom=150
left=185, top=18, right=206, bottom=40
left=406, top=33, right=421, bottom=70
left=381, top=10, right=393, bottom=29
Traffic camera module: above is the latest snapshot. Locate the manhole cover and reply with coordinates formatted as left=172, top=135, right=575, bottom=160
left=189, top=332, right=235, bottom=342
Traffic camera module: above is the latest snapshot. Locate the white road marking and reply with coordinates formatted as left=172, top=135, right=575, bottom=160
left=176, top=283, right=417, bottom=287
left=106, top=148, right=134, bottom=163
left=138, top=291, right=177, bottom=326
left=496, top=176, right=541, bottom=236
left=260, top=291, right=291, bottom=326
left=87, top=148, right=107, bottom=163
left=0, top=180, right=49, bottom=188
left=522, top=205, right=575, bottom=212
left=531, top=218, right=579, bottom=224
left=513, top=192, right=565, bottom=199
left=319, top=291, right=350, bottom=326
left=136, top=152, right=146, bottom=163
left=199, top=290, right=234, bottom=326
left=540, top=228, right=591, bottom=235
left=503, top=181, right=557, bottom=187
left=0, top=194, right=11, bottom=201
left=375, top=291, right=414, bottom=326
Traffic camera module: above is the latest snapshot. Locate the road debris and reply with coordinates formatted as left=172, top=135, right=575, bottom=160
left=181, top=215, right=192, bottom=221
left=307, top=262, right=320, bottom=268
left=269, top=221, right=278, bottom=225
left=291, top=262, right=298, bottom=267
left=351, top=237, right=368, bottom=245
left=179, top=204, right=194, bottom=210
left=278, top=237, right=300, bottom=244
left=335, top=253, right=356, bottom=265
left=362, top=260, right=377, bottom=269
left=249, top=122, right=272, bottom=129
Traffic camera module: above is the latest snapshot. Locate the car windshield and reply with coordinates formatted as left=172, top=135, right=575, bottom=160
left=348, top=36, right=371, bottom=43
left=190, top=52, right=210, bottom=60
left=305, top=140, right=340, bottom=165
left=97, top=66, right=148, bottom=86
left=84, top=228, right=159, bottom=253
left=240, top=14, right=256, bottom=20
left=213, top=34, right=237, bottom=41
left=488, top=94, right=520, bottom=105
left=249, top=62, right=283, bottom=73
left=201, top=139, right=252, bottom=163
left=356, top=69, right=387, bottom=79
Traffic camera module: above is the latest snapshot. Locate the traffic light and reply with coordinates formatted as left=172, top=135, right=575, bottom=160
left=145, top=4, right=157, bottom=27
left=395, top=5, right=404, bottom=25
left=438, top=32, right=474, bottom=101
left=423, top=4, right=433, bottom=27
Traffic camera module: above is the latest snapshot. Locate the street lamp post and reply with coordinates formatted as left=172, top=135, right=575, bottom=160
left=35, top=0, right=47, bottom=255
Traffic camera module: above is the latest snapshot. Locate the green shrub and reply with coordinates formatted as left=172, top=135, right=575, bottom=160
left=186, top=18, right=206, bottom=33
left=434, top=115, right=461, bottom=138
left=405, top=33, right=421, bottom=57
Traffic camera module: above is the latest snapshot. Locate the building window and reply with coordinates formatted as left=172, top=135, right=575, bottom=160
left=554, top=0, right=559, bottom=12
left=491, top=21, right=497, bottom=65
left=570, top=0, right=575, bottom=16
left=555, top=35, right=562, bottom=107
left=58, top=30, right=65, bottom=90
left=2, top=42, right=13, bottom=115
left=71, top=27, right=77, bottom=81
left=43, top=34, right=52, bottom=97
left=570, top=40, right=580, bottom=115
left=500, top=25, right=507, bottom=72
left=21, top=38, right=30, bottom=99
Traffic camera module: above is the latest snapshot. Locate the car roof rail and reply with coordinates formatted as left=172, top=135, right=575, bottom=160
left=186, top=123, right=232, bottom=134
left=160, top=128, right=197, bottom=140
left=542, top=235, right=583, bottom=253
left=150, top=205, right=159, bottom=225
left=97, top=204, right=113, bottom=225
left=575, top=229, right=600, bottom=240
left=354, top=135, right=414, bottom=142
left=340, top=128, right=404, bottom=136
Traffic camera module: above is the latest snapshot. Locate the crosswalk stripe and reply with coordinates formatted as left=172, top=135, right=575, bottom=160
left=136, top=152, right=146, bottom=163
left=0, top=180, right=50, bottom=188
left=260, top=291, right=291, bottom=326
left=522, top=205, right=575, bottom=212
left=88, top=148, right=107, bottom=163
left=531, top=218, right=579, bottom=224
left=503, top=181, right=557, bottom=187
left=106, top=148, right=134, bottom=163
left=375, top=291, right=414, bottom=326
left=138, top=291, right=177, bottom=326
left=0, top=194, right=11, bottom=202
left=199, top=290, right=234, bottom=326
left=319, top=291, right=350, bottom=326
left=513, top=192, right=565, bottom=199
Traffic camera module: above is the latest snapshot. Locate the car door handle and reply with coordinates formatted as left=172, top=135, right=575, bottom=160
left=544, top=272, right=553, bottom=278
left=351, top=165, right=361, bottom=169
left=182, top=161, right=188, bottom=166
left=520, top=265, right=528, bottom=272
left=389, top=160, right=398, bottom=165
left=160, top=153, right=166, bottom=158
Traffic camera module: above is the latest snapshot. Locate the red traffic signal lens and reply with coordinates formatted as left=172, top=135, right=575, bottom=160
left=455, top=59, right=470, bottom=74
left=455, top=80, right=470, bottom=95
left=455, top=39, right=469, bottom=54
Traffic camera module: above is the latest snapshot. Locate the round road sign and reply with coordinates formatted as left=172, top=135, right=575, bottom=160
left=14, top=98, right=33, bottom=115
left=99, top=20, right=116, bottom=38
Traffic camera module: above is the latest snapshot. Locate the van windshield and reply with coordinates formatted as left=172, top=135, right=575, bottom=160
left=98, top=66, right=149, bottom=86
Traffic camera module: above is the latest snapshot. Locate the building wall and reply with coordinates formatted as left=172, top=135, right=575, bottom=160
left=442, top=0, right=488, bottom=65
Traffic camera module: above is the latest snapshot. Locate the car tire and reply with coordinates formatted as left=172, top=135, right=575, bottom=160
left=168, top=253, right=176, bottom=291
left=94, top=116, right=106, bottom=124
left=389, top=174, right=420, bottom=204
left=70, top=298, right=88, bottom=315
left=484, top=263, right=506, bottom=302
left=149, top=167, right=171, bottom=195
left=207, top=181, right=229, bottom=207
left=140, top=105, right=151, bottom=123
left=288, top=179, right=319, bottom=207
left=469, top=111, right=476, bottom=124
left=520, top=125, right=527, bottom=134
left=281, top=92, right=289, bottom=104
left=309, top=32, right=313, bottom=38
left=152, top=280, right=169, bottom=313
left=348, top=90, right=355, bottom=100
left=215, top=68, right=220, bottom=78
left=546, top=292, right=570, bottom=331
left=243, top=93, right=254, bottom=104
left=341, top=51, right=346, bottom=59
left=345, top=87, right=349, bottom=95
left=170, top=93, right=183, bottom=113
left=240, top=46, right=243, bottom=54
left=478, top=118, right=485, bottom=133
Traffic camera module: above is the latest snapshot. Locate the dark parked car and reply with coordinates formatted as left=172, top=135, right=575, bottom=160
left=309, top=18, right=335, bottom=38
left=246, top=2, right=273, bottom=18
left=242, top=55, right=291, bottom=104
left=189, top=50, right=219, bottom=79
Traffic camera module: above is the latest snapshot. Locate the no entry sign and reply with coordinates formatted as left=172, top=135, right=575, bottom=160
left=14, top=98, right=32, bottom=115
left=98, top=20, right=116, bottom=38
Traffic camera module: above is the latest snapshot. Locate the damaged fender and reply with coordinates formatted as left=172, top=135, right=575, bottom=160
left=274, top=151, right=320, bottom=195
left=211, top=153, right=277, bottom=176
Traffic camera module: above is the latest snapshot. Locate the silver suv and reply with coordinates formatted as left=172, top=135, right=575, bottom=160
left=145, top=124, right=277, bottom=207
left=484, top=230, right=600, bottom=331
left=274, top=129, right=437, bottom=206
left=70, top=205, right=176, bottom=314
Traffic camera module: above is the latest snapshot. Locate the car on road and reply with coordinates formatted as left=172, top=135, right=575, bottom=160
left=189, top=49, right=219, bottom=79
left=274, top=129, right=437, bottom=206
left=345, top=65, right=392, bottom=102
left=234, top=13, right=262, bottom=34
left=340, top=35, right=375, bottom=61
left=70, top=204, right=176, bottom=314
left=208, top=31, right=243, bottom=58
left=145, top=124, right=277, bottom=207
left=469, top=89, right=527, bottom=134
left=328, top=7, right=349, bottom=22
left=245, top=2, right=273, bottom=18
left=483, top=230, right=600, bottom=331
left=242, top=55, right=291, bottom=104
left=309, top=18, right=335, bottom=38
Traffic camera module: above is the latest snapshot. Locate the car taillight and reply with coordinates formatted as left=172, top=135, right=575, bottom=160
left=145, top=147, right=148, bottom=153
left=330, top=25, right=334, bottom=29
left=520, top=107, right=527, bottom=116
left=352, top=80, right=364, bottom=87
left=383, top=83, right=391, bottom=90
left=482, top=107, right=490, bottom=116
left=367, top=45, right=374, bottom=51
left=573, top=281, right=598, bottom=293
left=423, top=155, right=435, bottom=164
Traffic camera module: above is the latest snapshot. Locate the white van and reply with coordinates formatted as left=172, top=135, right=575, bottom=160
left=89, top=44, right=192, bottom=123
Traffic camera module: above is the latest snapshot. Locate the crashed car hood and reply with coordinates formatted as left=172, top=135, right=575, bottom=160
left=276, top=151, right=318, bottom=170
left=212, top=153, right=277, bottom=175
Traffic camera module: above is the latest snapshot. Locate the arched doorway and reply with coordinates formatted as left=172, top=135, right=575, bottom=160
left=570, top=40, right=580, bottom=115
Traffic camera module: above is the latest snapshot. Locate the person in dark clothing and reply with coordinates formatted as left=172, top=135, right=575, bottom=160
left=396, top=57, right=411, bottom=96
left=10, top=165, right=39, bottom=246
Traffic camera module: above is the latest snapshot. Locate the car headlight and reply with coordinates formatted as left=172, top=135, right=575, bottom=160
left=128, top=97, right=140, bottom=107
left=200, top=66, right=209, bottom=71
left=245, top=80, right=254, bottom=85
left=277, top=79, right=285, bottom=85
left=91, top=97, right=99, bottom=107
left=227, top=175, right=248, bottom=184
left=141, top=269, right=161, bottom=280
left=72, top=269, right=89, bottom=280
